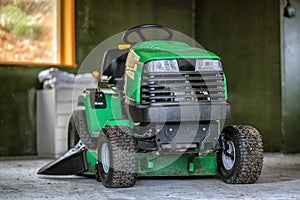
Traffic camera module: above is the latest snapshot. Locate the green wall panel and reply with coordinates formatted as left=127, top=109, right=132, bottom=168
left=0, top=67, right=41, bottom=156
left=196, top=0, right=282, bottom=151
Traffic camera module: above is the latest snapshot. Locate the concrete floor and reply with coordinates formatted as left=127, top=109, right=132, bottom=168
left=0, top=153, right=299, bottom=200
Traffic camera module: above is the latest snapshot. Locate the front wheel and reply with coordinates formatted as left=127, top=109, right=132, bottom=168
left=97, top=126, right=137, bottom=188
left=217, top=125, right=263, bottom=184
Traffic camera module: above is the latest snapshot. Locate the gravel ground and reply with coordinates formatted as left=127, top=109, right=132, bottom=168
left=0, top=153, right=299, bottom=200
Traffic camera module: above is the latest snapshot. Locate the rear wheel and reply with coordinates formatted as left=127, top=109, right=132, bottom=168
left=67, top=113, right=80, bottom=149
left=217, top=125, right=263, bottom=184
left=71, top=110, right=97, bottom=149
left=98, top=126, right=137, bottom=188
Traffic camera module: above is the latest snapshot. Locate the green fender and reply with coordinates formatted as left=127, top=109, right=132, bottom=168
left=106, top=119, right=134, bottom=129
left=77, top=89, right=133, bottom=137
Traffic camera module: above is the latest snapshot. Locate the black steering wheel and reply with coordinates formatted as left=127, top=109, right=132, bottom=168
left=122, top=24, right=173, bottom=44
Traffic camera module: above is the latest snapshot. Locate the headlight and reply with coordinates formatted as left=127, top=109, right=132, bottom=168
left=145, top=59, right=179, bottom=72
left=195, top=59, right=222, bottom=71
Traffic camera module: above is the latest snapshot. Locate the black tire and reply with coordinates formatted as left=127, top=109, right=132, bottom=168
left=98, top=126, right=137, bottom=188
left=67, top=113, right=80, bottom=149
left=72, top=110, right=97, bottom=149
left=95, top=162, right=102, bottom=182
left=217, top=125, right=263, bottom=184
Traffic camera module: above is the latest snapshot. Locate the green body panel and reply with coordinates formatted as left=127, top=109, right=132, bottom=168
left=106, top=119, right=134, bottom=128
left=83, top=150, right=98, bottom=175
left=223, top=74, right=228, bottom=100
left=83, top=150, right=218, bottom=176
left=133, top=41, right=220, bottom=63
left=138, top=153, right=218, bottom=176
left=124, top=65, right=143, bottom=102
left=78, top=92, right=132, bottom=137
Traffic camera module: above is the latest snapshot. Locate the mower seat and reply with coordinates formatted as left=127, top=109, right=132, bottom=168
left=102, top=48, right=129, bottom=86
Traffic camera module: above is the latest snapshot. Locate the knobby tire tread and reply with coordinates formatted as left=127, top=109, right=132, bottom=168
left=218, top=125, right=264, bottom=184
left=99, top=126, right=137, bottom=188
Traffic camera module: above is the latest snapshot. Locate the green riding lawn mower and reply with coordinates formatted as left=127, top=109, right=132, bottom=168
left=38, top=24, right=263, bottom=188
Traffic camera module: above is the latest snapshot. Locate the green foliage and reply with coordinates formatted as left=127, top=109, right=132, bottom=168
left=1, top=4, right=26, bottom=30
left=0, top=4, right=42, bottom=39
left=15, top=0, right=51, bottom=14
